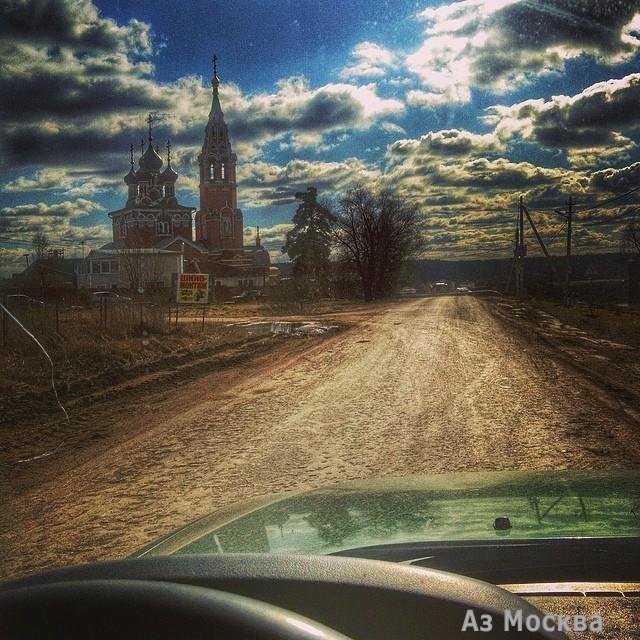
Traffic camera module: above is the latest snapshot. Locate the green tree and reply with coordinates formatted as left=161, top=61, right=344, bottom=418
left=283, top=186, right=335, bottom=298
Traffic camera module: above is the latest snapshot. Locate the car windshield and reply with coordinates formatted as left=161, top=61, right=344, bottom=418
left=1, top=0, right=640, bottom=588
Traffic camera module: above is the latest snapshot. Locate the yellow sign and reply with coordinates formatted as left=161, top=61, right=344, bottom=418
left=177, top=273, right=209, bottom=304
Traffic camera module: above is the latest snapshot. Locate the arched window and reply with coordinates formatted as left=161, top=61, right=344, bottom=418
left=221, top=163, right=226, bottom=180
left=157, top=220, right=170, bottom=235
left=209, top=162, right=215, bottom=180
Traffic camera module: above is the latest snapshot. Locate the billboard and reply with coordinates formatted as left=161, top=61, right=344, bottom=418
left=177, top=273, right=209, bottom=304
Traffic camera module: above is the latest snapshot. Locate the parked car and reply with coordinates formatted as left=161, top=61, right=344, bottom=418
left=90, top=291, right=132, bottom=304
left=5, top=294, right=44, bottom=306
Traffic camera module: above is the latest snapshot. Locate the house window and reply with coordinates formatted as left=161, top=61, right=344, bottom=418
left=157, top=220, right=170, bottom=234
left=91, top=261, right=100, bottom=274
left=101, top=261, right=110, bottom=273
left=110, top=261, right=119, bottom=272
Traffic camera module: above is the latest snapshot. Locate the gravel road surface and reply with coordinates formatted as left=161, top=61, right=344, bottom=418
left=3, top=295, right=638, bottom=578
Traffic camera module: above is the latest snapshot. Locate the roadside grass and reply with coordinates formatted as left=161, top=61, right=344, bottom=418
left=0, top=298, right=366, bottom=427
left=0, top=315, right=256, bottom=417
left=531, top=300, right=640, bottom=349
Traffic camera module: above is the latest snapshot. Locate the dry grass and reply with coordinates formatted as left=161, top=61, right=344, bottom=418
left=532, top=300, right=640, bottom=349
left=0, top=303, right=252, bottom=409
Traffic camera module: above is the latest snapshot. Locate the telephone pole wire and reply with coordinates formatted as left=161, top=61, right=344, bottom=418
left=564, top=196, right=572, bottom=306
left=514, top=195, right=526, bottom=301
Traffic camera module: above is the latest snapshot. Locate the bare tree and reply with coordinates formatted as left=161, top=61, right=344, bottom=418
left=332, top=186, right=427, bottom=301
left=622, top=221, right=640, bottom=254
left=119, top=230, right=163, bottom=292
left=31, top=231, right=49, bottom=259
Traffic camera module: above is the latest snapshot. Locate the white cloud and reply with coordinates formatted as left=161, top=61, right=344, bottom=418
left=403, top=0, right=640, bottom=105
left=340, top=42, right=396, bottom=80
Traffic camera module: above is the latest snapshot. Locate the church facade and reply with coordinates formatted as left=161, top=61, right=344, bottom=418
left=77, top=60, right=270, bottom=294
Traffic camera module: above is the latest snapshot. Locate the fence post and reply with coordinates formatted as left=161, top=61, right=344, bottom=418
left=2, top=301, right=6, bottom=349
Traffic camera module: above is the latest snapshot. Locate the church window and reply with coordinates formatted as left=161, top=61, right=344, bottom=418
left=222, top=215, right=232, bottom=236
left=157, top=220, right=170, bottom=234
left=221, top=163, right=226, bottom=180
left=209, top=162, right=215, bottom=180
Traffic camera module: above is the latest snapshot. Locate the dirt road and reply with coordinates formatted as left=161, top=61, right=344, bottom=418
left=3, top=296, right=639, bottom=578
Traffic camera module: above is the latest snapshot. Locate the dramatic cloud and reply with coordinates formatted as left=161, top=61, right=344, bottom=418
left=225, top=77, right=403, bottom=146
left=0, top=0, right=152, bottom=54
left=484, top=73, right=640, bottom=166
left=405, top=0, right=640, bottom=104
left=2, top=168, right=120, bottom=196
left=0, top=198, right=108, bottom=263
left=590, top=162, right=640, bottom=192
left=388, top=128, right=502, bottom=159
left=340, top=42, right=396, bottom=80
left=238, top=157, right=380, bottom=206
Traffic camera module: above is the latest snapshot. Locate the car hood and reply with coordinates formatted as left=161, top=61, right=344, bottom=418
left=137, top=470, right=640, bottom=558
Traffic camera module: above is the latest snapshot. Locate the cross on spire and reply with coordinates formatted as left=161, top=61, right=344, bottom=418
left=211, top=52, right=220, bottom=90
left=166, top=139, right=172, bottom=165
left=146, top=113, right=154, bottom=143
left=129, top=143, right=134, bottom=168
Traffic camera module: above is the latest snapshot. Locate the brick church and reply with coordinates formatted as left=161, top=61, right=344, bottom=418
left=78, top=59, right=270, bottom=293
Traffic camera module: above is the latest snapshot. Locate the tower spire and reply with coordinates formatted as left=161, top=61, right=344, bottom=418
left=256, top=225, right=261, bottom=248
left=129, top=144, right=134, bottom=168
left=166, top=139, right=171, bottom=164
left=212, top=53, right=219, bottom=90
left=146, top=113, right=153, bottom=144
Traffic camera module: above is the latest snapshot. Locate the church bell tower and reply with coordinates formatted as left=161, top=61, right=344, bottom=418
left=195, top=55, right=243, bottom=252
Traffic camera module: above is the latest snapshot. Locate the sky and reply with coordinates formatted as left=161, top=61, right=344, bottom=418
left=2, top=0, right=640, bottom=274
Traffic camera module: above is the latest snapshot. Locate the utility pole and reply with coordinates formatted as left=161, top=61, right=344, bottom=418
left=514, top=195, right=526, bottom=300
left=565, top=196, right=573, bottom=306
left=81, top=240, right=86, bottom=259
left=521, top=202, right=560, bottom=282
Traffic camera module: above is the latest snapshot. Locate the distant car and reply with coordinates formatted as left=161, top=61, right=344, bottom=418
left=90, top=291, right=131, bottom=304
left=455, top=286, right=470, bottom=295
left=5, top=294, right=44, bottom=306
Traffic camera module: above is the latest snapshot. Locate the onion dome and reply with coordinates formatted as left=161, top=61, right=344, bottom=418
left=160, top=164, right=178, bottom=183
left=160, top=140, right=178, bottom=183
left=124, top=144, right=137, bottom=184
left=139, top=142, right=163, bottom=172
left=124, top=167, right=137, bottom=184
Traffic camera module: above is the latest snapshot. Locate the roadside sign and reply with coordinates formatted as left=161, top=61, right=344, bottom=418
left=177, top=273, right=209, bottom=304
